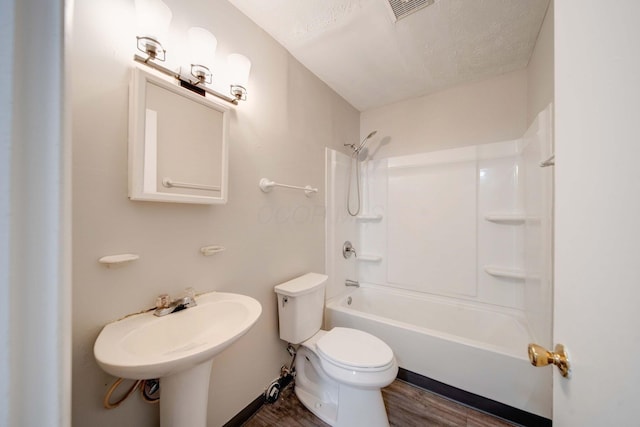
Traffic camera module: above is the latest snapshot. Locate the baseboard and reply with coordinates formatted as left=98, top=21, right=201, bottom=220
left=397, top=368, right=552, bottom=427
left=222, top=394, right=264, bottom=427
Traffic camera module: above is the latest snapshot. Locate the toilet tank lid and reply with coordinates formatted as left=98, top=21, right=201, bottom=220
left=274, top=273, right=328, bottom=297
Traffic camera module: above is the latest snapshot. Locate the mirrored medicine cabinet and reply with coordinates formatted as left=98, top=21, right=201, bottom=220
left=128, top=68, right=230, bottom=204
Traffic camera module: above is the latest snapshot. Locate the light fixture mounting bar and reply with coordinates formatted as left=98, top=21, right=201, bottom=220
left=133, top=54, right=239, bottom=105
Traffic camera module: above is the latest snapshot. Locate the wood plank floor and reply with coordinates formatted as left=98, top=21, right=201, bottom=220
left=243, top=379, right=517, bottom=427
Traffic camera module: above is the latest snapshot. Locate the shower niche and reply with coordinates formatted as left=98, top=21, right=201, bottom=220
left=128, top=68, right=230, bottom=204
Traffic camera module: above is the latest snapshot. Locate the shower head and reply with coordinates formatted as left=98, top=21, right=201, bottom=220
left=355, top=130, right=378, bottom=153
left=343, top=130, right=378, bottom=154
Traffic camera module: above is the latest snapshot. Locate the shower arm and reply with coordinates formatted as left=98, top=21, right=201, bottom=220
left=344, top=131, right=378, bottom=155
left=343, top=142, right=358, bottom=154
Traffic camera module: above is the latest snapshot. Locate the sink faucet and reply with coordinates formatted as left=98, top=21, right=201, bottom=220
left=154, top=289, right=197, bottom=317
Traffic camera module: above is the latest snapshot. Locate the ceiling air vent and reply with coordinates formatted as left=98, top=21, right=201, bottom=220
left=386, top=0, right=435, bottom=21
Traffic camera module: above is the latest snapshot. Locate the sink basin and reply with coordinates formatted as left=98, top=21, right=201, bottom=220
left=94, top=291, right=261, bottom=379
left=94, top=291, right=261, bottom=427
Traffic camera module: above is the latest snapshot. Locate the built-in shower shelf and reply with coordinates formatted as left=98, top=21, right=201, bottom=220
left=358, top=254, right=383, bottom=262
left=356, top=214, right=383, bottom=222
left=484, top=213, right=526, bottom=224
left=484, top=266, right=526, bottom=280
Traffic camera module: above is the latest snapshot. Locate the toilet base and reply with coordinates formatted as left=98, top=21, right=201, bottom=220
left=335, top=385, right=389, bottom=427
left=295, top=385, right=338, bottom=425
left=295, top=382, right=389, bottom=427
left=294, top=346, right=391, bottom=427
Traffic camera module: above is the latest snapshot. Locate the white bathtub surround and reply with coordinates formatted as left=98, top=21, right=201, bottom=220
left=325, top=105, right=553, bottom=418
left=522, top=106, right=554, bottom=348
left=325, top=149, right=359, bottom=300
left=387, top=146, right=479, bottom=298
left=357, top=138, right=532, bottom=308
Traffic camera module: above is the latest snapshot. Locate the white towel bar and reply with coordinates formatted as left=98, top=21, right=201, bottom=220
left=259, top=178, right=318, bottom=197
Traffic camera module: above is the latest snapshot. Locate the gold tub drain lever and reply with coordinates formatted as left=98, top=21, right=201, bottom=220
left=528, top=343, right=571, bottom=378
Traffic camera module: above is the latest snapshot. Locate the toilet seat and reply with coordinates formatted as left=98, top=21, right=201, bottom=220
left=317, top=327, right=394, bottom=372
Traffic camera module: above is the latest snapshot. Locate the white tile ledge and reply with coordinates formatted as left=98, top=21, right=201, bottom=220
left=358, top=254, right=383, bottom=262
left=483, top=266, right=525, bottom=280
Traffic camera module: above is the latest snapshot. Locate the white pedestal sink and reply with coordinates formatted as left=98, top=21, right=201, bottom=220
left=94, top=292, right=262, bottom=427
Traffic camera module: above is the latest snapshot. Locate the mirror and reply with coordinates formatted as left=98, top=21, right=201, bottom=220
left=128, top=68, right=230, bottom=204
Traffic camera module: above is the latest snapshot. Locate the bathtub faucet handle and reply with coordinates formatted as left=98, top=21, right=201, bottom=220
left=342, top=241, right=357, bottom=259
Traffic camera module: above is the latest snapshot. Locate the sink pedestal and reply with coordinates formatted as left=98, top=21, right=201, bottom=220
left=160, top=360, right=213, bottom=427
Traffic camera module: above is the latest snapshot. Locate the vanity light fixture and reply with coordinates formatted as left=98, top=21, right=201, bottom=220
left=133, top=0, right=251, bottom=105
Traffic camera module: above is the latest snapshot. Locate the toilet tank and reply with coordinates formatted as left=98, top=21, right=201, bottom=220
left=274, top=273, right=327, bottom=344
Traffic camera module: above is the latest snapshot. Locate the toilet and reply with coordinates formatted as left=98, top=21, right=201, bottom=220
left=274, top=273, right=398, bottom=427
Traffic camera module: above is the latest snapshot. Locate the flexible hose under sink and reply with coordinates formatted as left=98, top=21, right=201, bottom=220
left=103, top=378, right=159, bottom=409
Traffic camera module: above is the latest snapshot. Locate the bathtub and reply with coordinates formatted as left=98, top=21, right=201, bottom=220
left=325, top=285, right=551, bottom=419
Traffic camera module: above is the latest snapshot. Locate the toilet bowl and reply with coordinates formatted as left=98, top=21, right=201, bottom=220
left=274, top=273, right=398, bottom=427
left=296, top=329, right=398, bottom=426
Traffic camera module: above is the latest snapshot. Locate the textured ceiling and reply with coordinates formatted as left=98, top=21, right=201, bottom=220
left=228, top=0, right=550, bottom=111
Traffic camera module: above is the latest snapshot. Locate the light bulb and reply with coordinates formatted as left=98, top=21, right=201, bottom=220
left=228, top=53, right=251, bottom=100
left=188, top=27, right=217, bottom=68
left=135, top=0, right=172, bottom=41
left=135, top=0, right=172, bottom=60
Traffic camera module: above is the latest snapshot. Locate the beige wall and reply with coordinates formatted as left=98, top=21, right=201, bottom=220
left=70, top=0, right=358, bottom=426
left=360, top=69, right=528, bottom=158
left=527, top=0, right=554, bottom=125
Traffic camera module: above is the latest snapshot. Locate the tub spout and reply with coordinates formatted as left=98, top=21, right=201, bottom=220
left=345, top=279, right=360, bottom=287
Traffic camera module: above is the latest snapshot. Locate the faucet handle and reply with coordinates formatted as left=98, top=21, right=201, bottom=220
left=343, top=241, right=357, bottom=259
left=155, top=294, right=171, bottom=309
left=181, top=287, right=197, bottom=307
